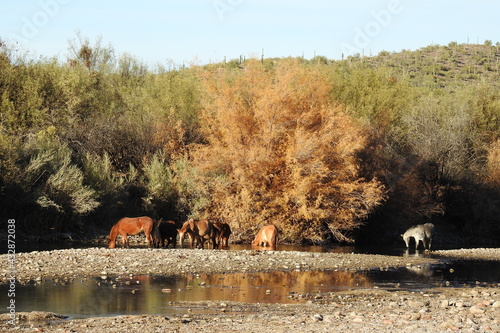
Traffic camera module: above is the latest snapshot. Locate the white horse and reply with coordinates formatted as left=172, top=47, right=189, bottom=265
left=401, top=223, right=434, bottom=251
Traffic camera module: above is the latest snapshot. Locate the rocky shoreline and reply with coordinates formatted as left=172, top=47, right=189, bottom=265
left=1, top=247, right=499, bottom=332
left=1, top=247, right=443, bottom=283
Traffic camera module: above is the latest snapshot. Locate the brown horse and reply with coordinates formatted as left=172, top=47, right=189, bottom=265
left=252, top=224, right=278, bottom=249
left=107, top=216, right=155, bottom=249
left=152, top=219, right=178, bottom=248
left=178, top=219, right=218, bottom=249
left=213, top=222, right=232, bottom=248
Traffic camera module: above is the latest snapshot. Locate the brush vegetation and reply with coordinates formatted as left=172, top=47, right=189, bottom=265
left=1, top=36, right=499, bottom=244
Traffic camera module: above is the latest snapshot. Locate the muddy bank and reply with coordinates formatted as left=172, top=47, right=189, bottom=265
left=1, top=248, right=499, bottom=332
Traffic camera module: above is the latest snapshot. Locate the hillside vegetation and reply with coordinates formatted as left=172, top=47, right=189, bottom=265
left=1, top=37, right=499, bottom=245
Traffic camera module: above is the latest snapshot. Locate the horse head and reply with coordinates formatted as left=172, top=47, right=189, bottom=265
left=177, top=221, right=190, bottom=244
left=107, top=237, right=116, bottom=249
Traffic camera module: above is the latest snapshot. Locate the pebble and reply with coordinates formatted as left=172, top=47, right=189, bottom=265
left=312, top=314, right=323, bottom=322
left=409, top=313, right=421, bottom=321
left=408, top=300, right=425, bottom=308
left=441, top=322, right=457, bottom=330
left=469, top=306, right=485, bottom=314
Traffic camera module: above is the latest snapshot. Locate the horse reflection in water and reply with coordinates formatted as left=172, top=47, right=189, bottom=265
left=405, top=264, right=434, bottom=278
left=187, top=270, right=373, bottom=303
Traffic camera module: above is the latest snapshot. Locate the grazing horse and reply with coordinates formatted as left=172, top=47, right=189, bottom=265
left=152, top=219, right=178, bottom=248
left=401, top=223, right=435, bottom=251
left=252, top=224, right=278, bottom=249
left=178, top=219, right=218, bottom=249
left=107, top=216, right=154, bottom=249
left=213, top=222, right=232, bottom=248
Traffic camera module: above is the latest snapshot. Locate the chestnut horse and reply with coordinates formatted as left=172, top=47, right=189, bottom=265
left=213, top=222, right=232, bottom=248
left=107, top=216, right=155, bottom=249
left=152, top=219, right=178, bottom=248
left=178, top=219, right=218, bottom=249
left=252, top=224, right=278, bottom=249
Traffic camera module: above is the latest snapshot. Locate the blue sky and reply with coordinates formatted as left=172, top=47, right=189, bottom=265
left=1, top=0, right=499, bottom=67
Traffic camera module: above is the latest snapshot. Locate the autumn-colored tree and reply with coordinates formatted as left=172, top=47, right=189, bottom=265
left=194, top=60, right=385, bottom=243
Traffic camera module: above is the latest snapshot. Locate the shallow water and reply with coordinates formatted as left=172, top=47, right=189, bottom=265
left=2, top=261, right=499, bottom=318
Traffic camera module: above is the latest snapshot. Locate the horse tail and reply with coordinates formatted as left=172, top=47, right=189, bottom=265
left=151, top=220, right=161, bottom=248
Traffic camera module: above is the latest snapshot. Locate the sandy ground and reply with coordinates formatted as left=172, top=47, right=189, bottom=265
left=1, top=247, right=499, bottom=332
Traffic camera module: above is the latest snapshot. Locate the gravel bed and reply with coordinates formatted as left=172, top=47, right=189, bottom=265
left=1, top=247, right=443, bottom=283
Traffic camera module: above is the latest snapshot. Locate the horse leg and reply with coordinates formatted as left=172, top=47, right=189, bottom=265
left=121, top=232, right=129, bottom=248
left=145, top=231, right=153, bottom=248
left=212, top=235, right=218, bottom=249
left=196, top=237, right=203, bottom=249
left=402, top=235, right=410, bottom=249
left=416, top=238, right=423, bottom=251
left=189, top=234, right=195, bottom=249
left=424, top=237, right=431, bottom=251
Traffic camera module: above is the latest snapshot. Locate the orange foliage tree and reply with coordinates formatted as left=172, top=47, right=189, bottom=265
left=194, top=60, right=385, bottom=243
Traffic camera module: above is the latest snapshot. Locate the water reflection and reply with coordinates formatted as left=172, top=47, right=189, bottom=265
left=1, top=270, right=371, bottom=318
left=374, top=261, right=500, bottom=290
left=181, top=270, right=372, bottom=303
left=2, top=261, right=500, bottom=318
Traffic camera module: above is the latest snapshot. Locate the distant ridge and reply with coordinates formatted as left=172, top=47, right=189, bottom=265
left=340, top=42, right=500, bottom=87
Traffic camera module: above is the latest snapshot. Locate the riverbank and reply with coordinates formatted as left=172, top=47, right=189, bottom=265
left=1, top=248, right=499, bottom=332
left=1, top=247, right=443, bottom=283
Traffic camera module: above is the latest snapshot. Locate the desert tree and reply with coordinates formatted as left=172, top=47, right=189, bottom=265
left=194, top=59, right=385, bottom=243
